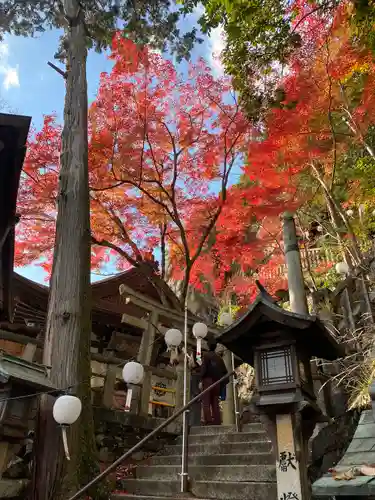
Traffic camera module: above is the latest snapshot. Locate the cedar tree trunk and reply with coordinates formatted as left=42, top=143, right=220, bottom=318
left=31, top=1, right=105, bottom=498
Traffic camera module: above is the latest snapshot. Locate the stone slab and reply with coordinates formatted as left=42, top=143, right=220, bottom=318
left=163, top=441, right=271, bottom=456
left=149, top=452, right=274, bottom=467
left=176, top=432, right=268, bottom=446
left=312, top=410, right=375, bottom=496
left=135, top=464, right=276, bottom=482
left=189, top=424, right=263, bottom=436
left=119, top=479, right=276, bottom=500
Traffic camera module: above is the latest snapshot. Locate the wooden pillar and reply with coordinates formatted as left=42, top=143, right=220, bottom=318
left=140, top=369, right=152, bottom=416
left=137, top=309, right=159, bottom=365
left=0, top=442, right=9, bottom=478
left=221, top=349, right=235, bottom=425
left=281, top=213, right=310, bottom=500
left=137, top=309, right=158, bottom=414
left=283, top=213, right=308, bottom=315
left=102, top=359, right=117, bottom=409
left=276, top=414, right=303, bottom=500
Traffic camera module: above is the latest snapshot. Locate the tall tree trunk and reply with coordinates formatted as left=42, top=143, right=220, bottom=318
left=31, top=2, right=105, bottom=499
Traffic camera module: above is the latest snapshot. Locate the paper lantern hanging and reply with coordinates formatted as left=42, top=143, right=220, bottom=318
left=335, top=261, right=349, bottom=276
left=53, top=395, right=82, bottom=460
left=165, top=328, right=183, bottom=364
left=220, top=312, right=233, bottom=327
left=192, top=322, right=208, bottom=365
left=122, top=361, right=145, bottom=412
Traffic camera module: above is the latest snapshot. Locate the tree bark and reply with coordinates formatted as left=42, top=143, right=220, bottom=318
left=31, top=1, right=105, bottom=498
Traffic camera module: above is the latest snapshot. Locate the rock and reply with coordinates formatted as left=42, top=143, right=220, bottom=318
left=308, top=409, right=360, bottom=488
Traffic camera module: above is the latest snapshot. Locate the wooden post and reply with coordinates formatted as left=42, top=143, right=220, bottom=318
left=137, top=309, right=158, bottom=414
left=283, top=213, right=308, bottom=315
left=137, top=309, right=158, bottom=366
left=221, top=349, right=235, bottom=425
left=0, top=442, right=9, bottom=478
left=102, top=358, right=117, bottom=409
left=281, top=213, right=310, bottom=500
left=140, top=369, right=152, bottom=416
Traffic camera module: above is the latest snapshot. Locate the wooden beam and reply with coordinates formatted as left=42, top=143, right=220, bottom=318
left=119, top=284, right=218, bottom=335
left=0, top=329, right=42, bottom=347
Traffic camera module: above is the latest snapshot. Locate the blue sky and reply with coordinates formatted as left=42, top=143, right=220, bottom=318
left=0, top=11, right=226, bottom=285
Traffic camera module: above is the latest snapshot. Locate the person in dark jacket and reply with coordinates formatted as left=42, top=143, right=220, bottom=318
left=200, top=341, right=228, bottom=425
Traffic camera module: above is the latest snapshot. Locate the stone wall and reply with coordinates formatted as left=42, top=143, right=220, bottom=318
left=94, top=408, right=181, bottom=487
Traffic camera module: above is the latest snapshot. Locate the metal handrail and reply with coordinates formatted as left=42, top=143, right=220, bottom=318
left=68, top=370, right=235, bottom=500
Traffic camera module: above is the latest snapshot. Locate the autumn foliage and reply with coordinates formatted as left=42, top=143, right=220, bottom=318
left=184, top=1, right=375, bottom=300
left=18, top=2, right=375, bottom=304
left=17, top=35, right=262, bottom=301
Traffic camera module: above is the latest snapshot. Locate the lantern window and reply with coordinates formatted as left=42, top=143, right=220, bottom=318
left=259, top=346, right=294, bottom=386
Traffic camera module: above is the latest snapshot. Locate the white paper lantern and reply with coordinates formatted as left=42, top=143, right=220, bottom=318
left=193, top=322, right=208, bottom=366
left=165, top=328, right=183, bottom=348
left=192, top=322, right=208, bottom=339
left=53, top=395, right=82, bottom=461
left=122, top=361, right=144, bottom=413
left=53, top=395, right=82, bottom=426
left=220, top=312, right=233, bottom=327
left=164, top=328, right=183, bottom=365
left=335, top=261, right=349, bottom=275
left=122, top=361, right=144, bottom=385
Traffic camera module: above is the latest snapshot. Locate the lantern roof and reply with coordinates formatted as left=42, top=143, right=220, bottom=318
left=0, top=353, right=57, bottom=392
left=216, top=292, right=343, bottom=365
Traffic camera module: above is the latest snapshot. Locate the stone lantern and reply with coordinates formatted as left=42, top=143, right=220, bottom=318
left=217, top=285, right=343, bottom=500
left=217, top=290, right=342, bottom=411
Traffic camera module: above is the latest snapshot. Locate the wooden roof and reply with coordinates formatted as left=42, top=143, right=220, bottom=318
left=217, top=294, right=343, bottom=365
left=9, top=267, right=182, bottom=336
left=0, top=113, right=31, bottom=322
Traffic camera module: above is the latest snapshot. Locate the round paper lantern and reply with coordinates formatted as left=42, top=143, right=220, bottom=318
left=122, top=361, right=144, bottom=385
left=122, top=361, right=145, bottom=413
left=192, top=322, right=208, bottom=339
left=220, top=312, right=233, bottom=327
left=53, top=395, right=82, bottom=461
left=336, top=261, right=349, bottom=275
left=165, top=328, right=183, bottom=348
left=164, top=328, right=182, bottom=365
left=53, top=395, right=82, bottom=426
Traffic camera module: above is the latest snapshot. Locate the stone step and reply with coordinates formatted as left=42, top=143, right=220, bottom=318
left=113, top=497, right=194, bottom=500
left=163, top=440, right=271, bottom=456
left=175, top=431, right=268, bottom=445
left=189, top=424, right=263, bottom=436
left=149, top=452, right=274, bottom=467
left=118, top=479, right=276, bottom=500
left=112, top=496, right=211, bottom=500
left=135, top=464, right=276, bottom=482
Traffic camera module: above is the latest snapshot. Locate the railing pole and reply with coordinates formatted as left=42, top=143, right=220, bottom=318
left=180, top=296, right=189, bottom=493
left=67, top=371, right=234, bottom=500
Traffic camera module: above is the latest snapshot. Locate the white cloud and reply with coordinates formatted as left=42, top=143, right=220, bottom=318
left=208, top=25, right=225, bottom=76
left=0, top=42, right=20, bottom=90
left=192, top=5, right=225, bottom=76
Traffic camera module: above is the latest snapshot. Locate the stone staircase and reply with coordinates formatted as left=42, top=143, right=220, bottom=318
left=113, top=423, right=277, bottom=500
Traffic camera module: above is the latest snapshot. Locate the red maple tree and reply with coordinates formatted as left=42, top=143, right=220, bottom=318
left=186, top=2, right=375, bottom=302
left=16, top=35, right=253, bottom=304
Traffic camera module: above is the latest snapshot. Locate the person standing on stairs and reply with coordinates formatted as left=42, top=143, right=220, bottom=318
left=200, top=341, right=228, bottom=425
